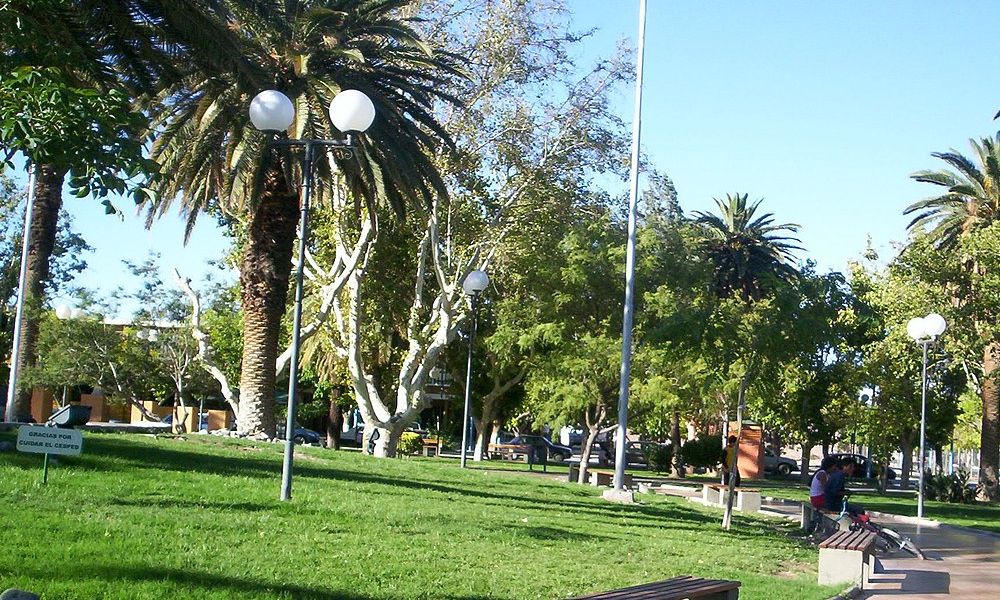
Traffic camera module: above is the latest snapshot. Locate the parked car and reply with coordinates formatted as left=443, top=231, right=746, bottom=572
left=277, top=425, right=323, bottom=445
left=763, top=448, right=798, bottom=476
left=828, top=453, right=897, bottom=480
left=508, top=435, right=573, bottom=462
left=626, top=441, right=671, bottom=468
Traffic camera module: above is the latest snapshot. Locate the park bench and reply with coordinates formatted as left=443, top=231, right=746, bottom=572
left=700, top=484, right=761, bottom=512
left=817, top=530, right=876, bottom=588
left=588, top=468, right=633, bottom=488
left=567, top=575, right=740, bottom=599
left=488, top=443, right=532, bottom=462
left=421, top=438, right=441, bottom=457
left=800, top=503, right=847, bottom=534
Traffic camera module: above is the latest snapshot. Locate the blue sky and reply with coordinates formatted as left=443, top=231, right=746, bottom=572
left=41, top=1, right=1000, bottom=314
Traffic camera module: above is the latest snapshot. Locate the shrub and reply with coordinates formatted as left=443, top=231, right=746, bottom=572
left=680, top=435, right=722, bottom=470
left=923, top=468, right=977, bottom=504
left=398, top=432, right=423, bottom=456
left=642, top=443, right=674, bottom=472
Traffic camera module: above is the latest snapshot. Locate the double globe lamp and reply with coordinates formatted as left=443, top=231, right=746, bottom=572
left=248, top=88, right=375, bottom=501
left=906, top=312, right=947, bottom=519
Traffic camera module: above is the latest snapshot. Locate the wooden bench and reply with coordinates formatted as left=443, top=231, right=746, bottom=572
left=567, top=575, right=740, bottom=599
left=421, top=438, right=441, bottom=457
left=700, top=485, right=761, bottom=512
left=488, top=443, right=532, bottom=462
left=818, top=530, right=876, bottom=588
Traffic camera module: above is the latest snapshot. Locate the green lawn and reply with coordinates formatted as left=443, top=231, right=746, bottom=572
left=0, top=433, right=841, bottom=600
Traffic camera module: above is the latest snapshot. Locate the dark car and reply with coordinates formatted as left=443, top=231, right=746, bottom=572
left=828, top=453, right=897, bottom=480
left=509, top=435, right=573, bottom=462
left=625, top=441, right=670, bottom=467
left=277, top=425, right=323, bottom=445
left=763, top=448, right=798, bottom=476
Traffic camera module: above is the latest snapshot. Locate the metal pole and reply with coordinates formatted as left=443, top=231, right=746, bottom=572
left=5, top=165, right=37, bottom=422
left=42, top=452, right=49, bottom=484
left=612, top=0, right=648, bottom=492
left=460, top=292, right=479, bottom=469
left=280, top=142, right=314, bottom=501
left=918, top=339, right=929, bottom=518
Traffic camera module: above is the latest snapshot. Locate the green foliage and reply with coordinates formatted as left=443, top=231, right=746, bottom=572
left=0, top=66, right=156, bottom=206
left=680, top=435, right=723, bottom=469
left=397, top=432, right=423, bottom=456
left=642, top=443, right=674, bottom=473
left=924, top=468, right=977, bottom=504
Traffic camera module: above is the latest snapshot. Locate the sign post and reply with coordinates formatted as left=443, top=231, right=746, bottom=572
left=16, top=425, right=84, bottom=483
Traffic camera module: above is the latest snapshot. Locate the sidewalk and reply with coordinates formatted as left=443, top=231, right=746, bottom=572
left=651, top=482, right=1000, bottom=598
left=859, top=518, right=1000, bottom=599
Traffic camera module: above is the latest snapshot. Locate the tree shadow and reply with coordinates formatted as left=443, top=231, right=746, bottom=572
left=17, top=563, right=509, bottom=600
left=70, top=436, right=801, bottom=543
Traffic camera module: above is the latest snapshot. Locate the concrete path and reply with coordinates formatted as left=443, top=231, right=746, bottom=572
left=649, top=483, right=1000, bottom=598
left=859, top=518, right=1000, bottom=599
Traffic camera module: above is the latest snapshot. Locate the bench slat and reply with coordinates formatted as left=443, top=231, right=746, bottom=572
left=819, top=530, right=875, bottom=551
left=568, top=576, right=740, bottom=599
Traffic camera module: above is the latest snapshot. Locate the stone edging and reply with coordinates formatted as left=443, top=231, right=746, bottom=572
left=826, top=584, right=862, bottom=600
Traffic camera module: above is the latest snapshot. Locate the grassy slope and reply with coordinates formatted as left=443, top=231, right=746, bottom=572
left=0, top=433, right=840, bottom=600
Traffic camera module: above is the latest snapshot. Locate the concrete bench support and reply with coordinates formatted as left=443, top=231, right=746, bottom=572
left=818, top=531, right=876, bottom=588
left=701, top=484, right=760, bottom=512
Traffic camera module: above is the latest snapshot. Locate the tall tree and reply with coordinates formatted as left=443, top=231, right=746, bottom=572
left=693, top=193, right=801, bottom=302
left=0, top=1, right=166, bottom=419
left=905, top=135, right=1000, bottom=500
left=142, top=0, right=461, bottom=437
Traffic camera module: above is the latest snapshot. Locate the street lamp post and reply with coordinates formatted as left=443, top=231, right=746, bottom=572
left=906, top=312, right=947, bottom=519
left=249, top=88, right=375, bottom=501
left=460, top=269, right=489, bottom=469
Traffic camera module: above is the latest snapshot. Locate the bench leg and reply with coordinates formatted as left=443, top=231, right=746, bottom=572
left=705, top=590, right=739, bottom=600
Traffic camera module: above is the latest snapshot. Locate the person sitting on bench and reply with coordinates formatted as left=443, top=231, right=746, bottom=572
left=809, top=456, right=838, bottom=509
left=824, top=457, right=866, bottom=519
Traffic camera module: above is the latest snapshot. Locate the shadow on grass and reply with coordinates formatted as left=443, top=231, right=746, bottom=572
left=57, top=436, right=797, bottom=543
left=107, top=496, right=273, bottom=513
left=19, top=564, right=508, bottom=600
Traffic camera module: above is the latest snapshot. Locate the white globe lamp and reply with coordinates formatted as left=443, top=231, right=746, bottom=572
left=906, top=317, right=927, bottom=341
left=249, top=90, right=295, bottom=132
left=924, top=313, right=947, bottom=338
left=55, top=304, right=72, bottom=320
left=462, top=270, right=489, bottom=296
left=329, top=90, right=376, bottom=133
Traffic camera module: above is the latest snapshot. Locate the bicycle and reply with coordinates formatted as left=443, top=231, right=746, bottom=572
left=837, top=497, right=926, bottom=559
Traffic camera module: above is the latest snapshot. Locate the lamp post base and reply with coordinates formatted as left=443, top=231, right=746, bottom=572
left=602, top=488, right=635, bottom=504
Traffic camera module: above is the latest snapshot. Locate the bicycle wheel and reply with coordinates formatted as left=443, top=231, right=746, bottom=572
left=879, top=526, right=925, bottom=559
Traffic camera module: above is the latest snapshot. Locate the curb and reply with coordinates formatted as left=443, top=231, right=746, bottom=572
left=826, top=584, right=862, bottom=600
left=865, top=510, right=940, bottom=528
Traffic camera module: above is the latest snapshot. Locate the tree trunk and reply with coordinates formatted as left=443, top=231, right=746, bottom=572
left=364, top=421, right=404, bottom=458
left=578, top=424, right=601, bottom=484
left=237, top=167, right=298, bottom=438
left=800, top=443, right=814, bottom=484
left=11, top=164, right=65, bottom=419
left=326, top=390, right=342, bottom=450
left=670, top=410, right=684, bottom=477
left=900, top=436, right=913, bottom=490
left=473, top=418, right=491, bottom=462
left=979, top=342, right=1000, bottom=501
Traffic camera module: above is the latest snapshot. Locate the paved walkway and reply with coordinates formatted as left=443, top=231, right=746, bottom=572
left=651, top=483, right=1000, bottom=598
left=859, top=518, right=1000, bottom=599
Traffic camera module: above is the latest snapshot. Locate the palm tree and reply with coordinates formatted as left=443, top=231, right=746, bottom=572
left=0, top=1, right=175, bottom=419
left=692, top=193, right=802, bottom=301
left=142, top=1, right=461, bottom=436
left=905, top=135, right=1000, bottom=500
